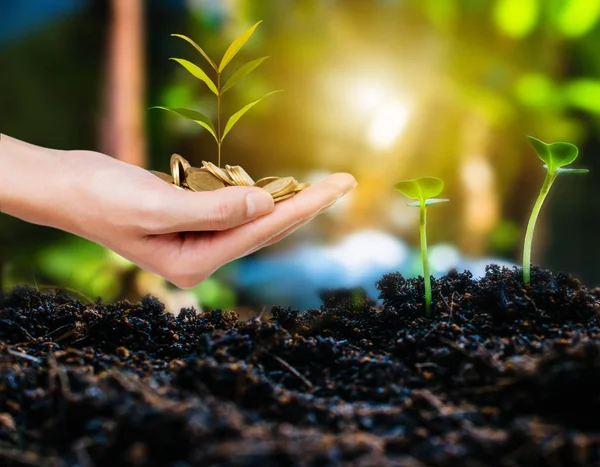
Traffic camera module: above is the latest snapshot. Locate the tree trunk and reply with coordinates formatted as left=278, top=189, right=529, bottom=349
left=101, top=0, right=146, bottom=167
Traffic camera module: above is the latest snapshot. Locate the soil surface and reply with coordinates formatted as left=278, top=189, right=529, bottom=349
left=1, top=265, right=600, bottom=466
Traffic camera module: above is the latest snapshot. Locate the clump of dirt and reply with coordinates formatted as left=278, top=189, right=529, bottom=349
left=1, top=265, right=600, bottom=466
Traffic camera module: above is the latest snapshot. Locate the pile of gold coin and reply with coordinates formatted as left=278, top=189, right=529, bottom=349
left=149, top=154, right=310, bottom=203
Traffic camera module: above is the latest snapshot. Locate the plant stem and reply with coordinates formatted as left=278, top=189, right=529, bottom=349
left=523, top=172, right=556, bottom=284
left=217, top=72, right=222, bottom=167
left=420, top=203, right=431, bottom=316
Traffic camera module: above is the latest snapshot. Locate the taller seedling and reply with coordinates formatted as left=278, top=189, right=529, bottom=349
left=395, top=177, right=449, bottom=316
left=153, top=21, right=280, bottom=167
left=523, top=136, right=588, bottom=284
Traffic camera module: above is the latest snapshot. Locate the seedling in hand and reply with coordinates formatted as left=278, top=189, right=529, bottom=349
left=522, top=136, right=588, bottom=284
left=153, top=21, right=280, bottom=167
left=395, top=177, right=449, bottom=316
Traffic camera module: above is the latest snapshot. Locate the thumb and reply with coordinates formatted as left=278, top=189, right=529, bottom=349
left=154, top=185, right=274, bottom=233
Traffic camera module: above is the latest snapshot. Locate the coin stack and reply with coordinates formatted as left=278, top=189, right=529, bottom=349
left=149, top=154, right=310, bottom=203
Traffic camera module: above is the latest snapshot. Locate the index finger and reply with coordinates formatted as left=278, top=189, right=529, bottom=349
left=210, top=173, right=356, bottom=262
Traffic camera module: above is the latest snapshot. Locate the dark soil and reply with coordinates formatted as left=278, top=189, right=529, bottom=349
left=1, top=265, right=600, bottom=466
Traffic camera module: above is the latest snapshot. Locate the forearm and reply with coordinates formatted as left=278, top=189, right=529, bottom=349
left=0, top=134, right=71, bottom=229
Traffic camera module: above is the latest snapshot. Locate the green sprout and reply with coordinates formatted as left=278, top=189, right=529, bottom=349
left=153, top=21, right=280, bottom=167
left=395, top=177, right=449, bottom=316
left=522, top=136, right=588, bottom=284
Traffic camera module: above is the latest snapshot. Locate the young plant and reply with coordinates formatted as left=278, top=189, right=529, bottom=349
left=153, top=21, right=280, bottom=167
left=395, top=177, right=449, bottom=316
left=522, top=136, right=588, bottom=284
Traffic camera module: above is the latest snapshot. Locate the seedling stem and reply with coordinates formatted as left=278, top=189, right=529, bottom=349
left=522, top=172, right=555, bottom=284
left=217, top=72, right=222, bottom=167
left=420, top=203, right=432, bottom=313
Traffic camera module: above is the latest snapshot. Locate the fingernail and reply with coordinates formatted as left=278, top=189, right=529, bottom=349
left=335, top=181, right=357, bottom=199
left=246, top=190, right=274, bottom=217
left=331, top=175, right=357, bottom=195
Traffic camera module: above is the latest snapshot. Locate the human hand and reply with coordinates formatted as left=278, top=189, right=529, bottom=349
left=0, top=136, right=356, bottom=288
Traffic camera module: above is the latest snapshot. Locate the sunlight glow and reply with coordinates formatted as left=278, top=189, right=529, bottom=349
left=367, top=98, right=411, bottom=150
left=353, top=82, right=387, bottom=111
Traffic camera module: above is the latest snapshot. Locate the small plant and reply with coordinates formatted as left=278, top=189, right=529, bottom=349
left=153, top=21, right=280, bottom=167
left=395, top=177, right=449, bottom=316
left=522, top=136, right=588, bottom=284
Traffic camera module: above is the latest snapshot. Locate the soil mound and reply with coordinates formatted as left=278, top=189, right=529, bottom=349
left=1, top=265, right=599, bottom=466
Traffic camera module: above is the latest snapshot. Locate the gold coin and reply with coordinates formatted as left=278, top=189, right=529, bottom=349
left=224, top=165, right=242, bottom=186
left=273, top=192, right=296, bottom=202
left=186, top=170, right=226, bottom=191
left=149, top=170, right=173, bottom=184
left=254, top=176, right=279, bottom=187
left=202, top=161, right=234, bottom=185
left=185, top=167, right=210, bottom=176
left=294, top=182, right=311, bottom=191
left=262, top=177, right=296, bottom=197
left=170, top=154, right=191, bottom=187
left=221, top=165, right=255, bottom=187
left=236, top=166, right=255, bottom=186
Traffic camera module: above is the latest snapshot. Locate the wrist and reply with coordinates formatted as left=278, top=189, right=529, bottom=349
left=0, top=134, right=70, bottom=229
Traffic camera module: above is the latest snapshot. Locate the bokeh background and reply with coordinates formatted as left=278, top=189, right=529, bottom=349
left=1, top=0, right=599, bottom=311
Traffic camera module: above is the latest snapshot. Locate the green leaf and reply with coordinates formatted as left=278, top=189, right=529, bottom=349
left=170, top=58, right=218, bottom=95
left=527, top=136, right=551, bottom=166
left=394, top=177, right=445, bottom=203
left=222, top=56, right=269, bottom=94
left=549, top=142, right=579, bottom=168
left=171, top=34, right=217, bottom=70
left=151, top=106, right=217, bottom=141
left=219, top=21, right=263, bottom=72
left=555, top=167, right=589, bottom=174
left=527, top=136, right=579, bottom=172
left=221, top=91, right=281, bottom=141
left=426, top=198, right=450, bottom=206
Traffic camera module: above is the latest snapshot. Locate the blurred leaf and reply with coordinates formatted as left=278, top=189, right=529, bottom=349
left=219, top=21, right=263, bottom=72
left=191, top=277, right=236, bottom=309
left=37, top=237, right=106, bottom=282
left=171, top=33, right=217, bottom=70
left=395, top=177, right=445, bottom=204
left=494, top=0, right=539, bottom=38
left=554, top=0, right=600, bottom=37
left=564, top=79, right=600, bottom=114
left=489, top=220, right=520, bottom=254
left=170, top=58, right=218, bottom=95
left=515, top=73, right=560, bottom=108
left=527, top=136, right=579, bottom=172
left=35, top=237, right=123, bottom=301
left=151, top=106, right=217, bottom=141
left=88, top=271, right=121, bottom=301
left=221, top=91, right=281, bottom=141
left=425, top=0, right=458, bottom=30
left=161, top=82, right=195, bottom=109
left=222, top=56, right=269, bottom=94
